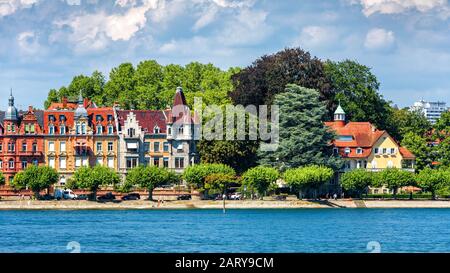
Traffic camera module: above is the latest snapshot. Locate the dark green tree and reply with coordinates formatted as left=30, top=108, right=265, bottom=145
left=416, top=168, right=449, bottom=200
left=258, top=84, right=342, bottom=169
left=10, top=166, right=59, bottom=198
left=340, top=169, right=374, bottom=198
left=391, top=108, right=431, bottom=141
left=104, top=63, right=137, bottom=108
left=229, top=48, right=333, bottom=113
left=283, top=165, right=334, bottom=199
left=401, top=132, right=434, bottom=171
left=125, top=166, right=177, bottom=201
left=242, top=166, right=279, bottom=198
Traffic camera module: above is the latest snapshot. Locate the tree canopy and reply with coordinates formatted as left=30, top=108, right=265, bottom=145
left=340, top=169, right=374, bottom=197
left=258, top=84, right=342, bottom=169
left=10, top=166, right=59, bottom=197
left=242, top=166, right=279, bottom=198
left=183, top=163, right=236, bottom=191
left=69, top=166, right=120, bottom=198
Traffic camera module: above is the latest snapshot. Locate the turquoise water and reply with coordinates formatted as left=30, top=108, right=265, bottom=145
left=0, top=209, right=449, bottom=253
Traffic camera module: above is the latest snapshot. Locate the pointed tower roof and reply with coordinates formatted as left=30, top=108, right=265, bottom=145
left=173, top=87, right=187, bottom=107
left=5, top=88, right=18, bottom=121
left=334, top=103, right=345, bottom=115
left=74, top=91, right=88, bottom=119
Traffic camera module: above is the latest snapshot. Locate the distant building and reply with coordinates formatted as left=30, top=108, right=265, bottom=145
left=325, top=104, right=416, bottom=194
left=411, top=100, right=448, bottom=124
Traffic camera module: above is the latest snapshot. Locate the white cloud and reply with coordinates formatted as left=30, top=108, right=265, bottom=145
left=293, top=26, right=339, bottom=49
left=0, top=0, right=39, bottom=17
left=364, top=27, right=395, bottom=50
left=54, top=0, right=159, bottom=52
left=17, top=31, right=41, bottom=55
left=350, top=0, right=450, bottom=17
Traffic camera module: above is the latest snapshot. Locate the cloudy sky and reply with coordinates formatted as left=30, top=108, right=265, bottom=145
left=1, top=0, right=450, bottom=109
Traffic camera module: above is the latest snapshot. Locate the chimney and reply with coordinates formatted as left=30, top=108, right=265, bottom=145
left=28, top=106, right=33, bottom=113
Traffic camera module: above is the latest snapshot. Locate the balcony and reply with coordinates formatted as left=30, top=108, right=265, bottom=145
left=19, top=151, right=43, bottom=156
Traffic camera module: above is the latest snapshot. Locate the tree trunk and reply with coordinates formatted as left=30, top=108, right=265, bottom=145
left=34, top=191, right=39, bottom=200
left=148, top=187, right=154, bottom=201
left=91, top=189, right=97, bottom=201
left=393, top=188, right=397, bottom=200
left=432, top=190, right=436, bottom=200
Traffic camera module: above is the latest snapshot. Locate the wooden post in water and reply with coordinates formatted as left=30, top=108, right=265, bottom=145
left=222, top=193, right=226, bottom=213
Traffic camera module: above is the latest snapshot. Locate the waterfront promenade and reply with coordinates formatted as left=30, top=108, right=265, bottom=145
left=1, top=199, right=450, bottom=210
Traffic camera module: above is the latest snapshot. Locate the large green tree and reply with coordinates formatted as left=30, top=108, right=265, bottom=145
left=242, top=166, right=279, bottom=198
left=11, top=166, right=59, bottom=198
left=324, top=60, right=399, bottom=138
left=391, top=108, right=431, bottom=141
left=124, top=166, right=177, bottom=201
left=340, top=169, right=374, bottom=198
left=183, top=163, right=236, bottom=192
left=373, top=168, right=415, bottom=199
left=229, top=48, right=333, bottom=113
left=401, top=132, right=433, bottom=171
left=283, top=165, right=334, bottom=199
left=258, top=84, right=342, bottom=169
left=416, top=168, right=449, bottom=200
left=69, top=166, right=120, bottom=199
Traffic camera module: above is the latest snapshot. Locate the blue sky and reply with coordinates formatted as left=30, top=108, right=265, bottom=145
left=1, top=0, right=450, bottom=110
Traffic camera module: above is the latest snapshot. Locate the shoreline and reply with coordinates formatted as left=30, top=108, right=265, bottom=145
left=1, top=199, right=450, bottom=210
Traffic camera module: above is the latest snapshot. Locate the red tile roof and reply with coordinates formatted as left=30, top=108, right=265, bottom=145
left=116, top=110, right=167, bottom=134
left=399, top=147, right=415, bottom=159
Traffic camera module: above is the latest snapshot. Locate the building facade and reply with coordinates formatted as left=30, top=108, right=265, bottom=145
left=0, top=87, right=197, bottom=187
left=411, top=100, right=448, bottom=124
left=325, top=105, right=416, bottom=194
left=0, top=92, right=45, bottom=185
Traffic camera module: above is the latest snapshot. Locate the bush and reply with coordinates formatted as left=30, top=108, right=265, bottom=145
left=183, top=163, right=235, bottom=191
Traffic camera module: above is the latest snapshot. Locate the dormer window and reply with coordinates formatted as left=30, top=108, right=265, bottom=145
left=59, top=115, right=66, bottom=122
left=337, top=135, right=353, bottom=141
left=154, top=126, right=160, bottom=134
left=49, top=125, right=55, bottom=135
left=60, top=125, right=66, bottom=135
left=108, top=125, right=113, bottom=135
left=356, top=148, right=363, bottom=154
left=96, top=115, right=103, bottom=122
left=107, top=115, right=113, bottom=121
left=81, top=123, right=86, bottom=135
left=344, top=147, right=351, bottom=155
left=178, top=125, right=184, bottom=135
left=96, top=125, right=103, bottom=135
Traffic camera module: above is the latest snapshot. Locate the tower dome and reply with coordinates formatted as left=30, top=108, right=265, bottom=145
left=5, top=89, right=18, bottom=121
left=74, top=91, right=88, bottom=119
left=334, top=103, right=346, bottom=122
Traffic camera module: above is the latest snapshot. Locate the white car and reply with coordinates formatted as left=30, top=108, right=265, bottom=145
left=55, top=189, right=78, bottom=200
left=230, top=192, right=242, bottom=200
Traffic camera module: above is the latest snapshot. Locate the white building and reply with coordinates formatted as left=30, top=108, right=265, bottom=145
left=410, top=100, right=448, bottom=124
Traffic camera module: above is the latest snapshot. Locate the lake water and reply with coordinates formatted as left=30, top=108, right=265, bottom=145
left=0, top=209, right=449, bottom=253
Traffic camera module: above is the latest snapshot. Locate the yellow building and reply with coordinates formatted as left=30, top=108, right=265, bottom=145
left=325, top=105, right=416, bottom=194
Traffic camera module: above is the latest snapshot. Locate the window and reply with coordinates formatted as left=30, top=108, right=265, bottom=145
left=108, top=125, right=113, bottom=135
left=8, top=159, right=14, bottom=169
left=96, top=115, right=102, bottom=122
left=96, top=142, right=103, bottom=152
left=60, top=157, right=66, bottom=169
left=75, top=157, right=81, bottom=168
left=60, top=142, right=66, bottom=152
left=178, top=125, right=184, bottom=135
left=22, top=142, right=27, bottom=152
left=0, top=160, right=2, bottom=169
left=48, top=142, right=55, bottom=152
left=163, top=142, right=169, bottom=152
left=382, top=148, right=387, bottom=155
left=126, top=158, right=138, bottom=169
left=154, top=142, right=160, bottom=152
left=107, top=157, right=114, bottom=168
left=82, top=157, right=88, bottom=167
left=337, top=135, right=353, bottom=141
left=0, top=143, right=2, bottom=152
left=128, top=128, right=135, bottom=137
left=96, top=125, right=103, bottom=135
left=48, top=157, right=55, bottom=168
left=32, top=159, right=38, bottom=166
left=21, top=161, right=27, bottom=169
left=76, top=123, right=81, bottom=135
left=153, top=157, right=160, bottom=167
left=107, top=115, right=113, bottom=121
left=144, top=142, right=150, bottom=152
left=59, top=125, right=66, bottom=135
left=32, top=143, right=37, bottom=152
left=49, top=125, right=55, bottom=135
left=108, top=142, right=113, bottom=152
left=356, top=148, right=363, bottom=154
left=390, top=148, right=396, bottom=155
left=333, top=147, right=339, bottom=155
left=374, top=148, right=379, bottom=155
left=81, top=123, right=86, bottom=135
left=387, top=160, right=394, bottom=168
left=154, top=126, right=160, bottom=134
left=163, top=157, right=169, bottom=168
left=96, top=157, right=103, bottom=166
left=175, top=157, right=184, bottom=169
left=168, top=127, right=172, bottom=135
left=59, top=115, right=66, bottom=122
left=8, top=143, right=15, bottom=152
left=344, top=147, right=351, bottom=155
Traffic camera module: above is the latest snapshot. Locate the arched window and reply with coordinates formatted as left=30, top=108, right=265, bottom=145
left=96, top=125, right=103, bottom=135
left=8, top=159, right=14, bottom=169
left=108, top=125, right=113, bottom=135
left=48, top=125, right=55, bottom=135
left=154, top=126, right=160, bottom=134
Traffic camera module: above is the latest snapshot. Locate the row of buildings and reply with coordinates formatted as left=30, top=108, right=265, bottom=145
left=0, top=87, right=198, bottom=186
left=0, top=86, right=417, bottom=194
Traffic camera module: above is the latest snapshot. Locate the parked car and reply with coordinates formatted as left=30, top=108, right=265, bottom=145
left=121, top=193, right=141, bottom=201
left=177, top=194, right=192, bottom=200
left=97, top=192, right=115, bottom=202
left=230, top=192, right=242, bottom=200
left=38, top=194, right=55, bottom=201
left=55, top=189, right=78, bottom=200
left=76, top=194, right=89, bottom=201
